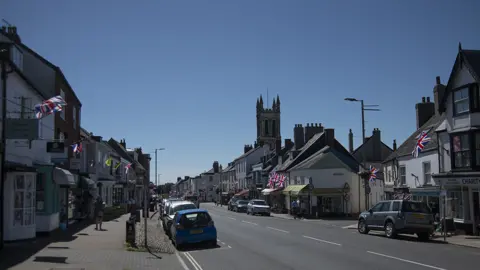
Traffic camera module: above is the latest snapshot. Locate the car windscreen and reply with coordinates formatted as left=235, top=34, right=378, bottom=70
left=179, top=212, right=212, bottom=228
left=172, top=204, right=196, bottom=214
left=185, top=196, right=198, bottom=201
left=238, top=200, right=248, bottom=205
left=402, top=201, right=431, bottom=214
left=252, top=200, right=266, bottom=205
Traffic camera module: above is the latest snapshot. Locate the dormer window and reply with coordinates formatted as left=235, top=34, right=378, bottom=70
left=452, top=84, right=480, bottom=115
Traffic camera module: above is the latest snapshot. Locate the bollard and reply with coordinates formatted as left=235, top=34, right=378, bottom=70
left=126, top=219, right=135, bottom=245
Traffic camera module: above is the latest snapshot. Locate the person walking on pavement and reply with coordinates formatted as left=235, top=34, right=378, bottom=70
left=94, top=196, right=105, bottom=230
left=291, top=199, right=299, bottom=219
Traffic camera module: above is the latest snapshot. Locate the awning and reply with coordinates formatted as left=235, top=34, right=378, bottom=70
left=234, top=189, right=249, bottom=197
left=78, top=176, right=95, bottom=189
left=53, top=167, right=76, bottom=187
left=282, top=184, right=308, bottom=195
left=312, top=188, right=343, bottom=196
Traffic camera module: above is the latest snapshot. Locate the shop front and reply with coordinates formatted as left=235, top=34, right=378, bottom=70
left=433, top=174, right=480, bottom=235
left=410, top=186, right=441, bottom=218
left=261, top=187, right=285, bottom=212
left=312, top=187, right=348, bottom=217
left=35, top=165, right=60, bottom=233
left=53, top=167, right=77, bottom=228
left=283, top=185, right=309, bottom=214
left=3, top=163, right=37, bottom=241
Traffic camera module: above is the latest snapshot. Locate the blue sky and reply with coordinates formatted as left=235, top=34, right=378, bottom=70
left=2, top=0, right=480, bottom=184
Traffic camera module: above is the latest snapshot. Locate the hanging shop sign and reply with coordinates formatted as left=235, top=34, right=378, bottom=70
left=5, top=118, right=39, bottom=140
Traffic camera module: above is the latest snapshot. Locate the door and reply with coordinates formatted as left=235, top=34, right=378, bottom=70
left=365, top=202, right=383, bottom=227
left=473, top=191, right=479, bottom=233
left=373, top=202, right=392, bottom=227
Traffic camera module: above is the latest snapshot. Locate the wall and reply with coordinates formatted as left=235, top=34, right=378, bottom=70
left=3, top=70, right=55, bottom=166
left=18, top=44, right=56, bottom=98
left=95, top=142, right=115, bottom=180
left=398, top=151, right=439, bottom=188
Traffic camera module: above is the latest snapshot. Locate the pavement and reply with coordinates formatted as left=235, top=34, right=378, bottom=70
left=0, top=212, right=186, bottom=270
left=176, top=203, right=480, bottom=270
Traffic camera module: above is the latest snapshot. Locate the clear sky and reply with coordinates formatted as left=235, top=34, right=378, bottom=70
left=2, top=0, right=480, bottom=184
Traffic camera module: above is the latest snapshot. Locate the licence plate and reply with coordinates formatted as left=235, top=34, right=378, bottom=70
left=190, top=229, right=203, bottom=234
left=412, top=214, right=424, bottom=219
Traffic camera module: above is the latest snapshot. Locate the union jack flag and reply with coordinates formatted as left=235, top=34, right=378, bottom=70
left=412, top=131, right=431, bottom=158
left=268, top=171, right=278, bottom=188
left=72, top=143, right=82, bottom=154
left=276, top=174, right=286, bottom=188
left=369, top=166, right=379, bottom=183
left=125, top=163, right=132, bottom=174
left=34, top=95, right=67, bottom=119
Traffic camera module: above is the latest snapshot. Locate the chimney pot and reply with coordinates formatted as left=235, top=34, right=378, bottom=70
left=436, top=76, right=441, bottom=85
left=427, top=97, right=431, bottom=102
left=422, top=97, right=426, bottom=103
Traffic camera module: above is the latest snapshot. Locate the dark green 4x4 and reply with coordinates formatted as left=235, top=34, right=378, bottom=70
left=357, top=200, right=434, bottom=241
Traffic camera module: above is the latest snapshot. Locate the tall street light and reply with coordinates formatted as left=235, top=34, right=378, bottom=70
left=154, top=148, right=165, bottom=186
left=344, top=98, right=380, bottom=143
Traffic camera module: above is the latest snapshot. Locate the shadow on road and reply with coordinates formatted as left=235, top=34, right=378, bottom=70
left=176, top=242, right=221, bottom=252
left=368, top=232, right=448, bottom=244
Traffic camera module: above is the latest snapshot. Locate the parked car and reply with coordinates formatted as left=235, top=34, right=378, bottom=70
left=183, top=195, right=200, bottom=208
left=170, top=209, right=217, bottom=249
left=357, top=200, right=434, bottom=241
left=247, top=199, right=270, bottom=216
left=233, top=200, right=249, bottom=212
left=162, top=201, right=197, bottom=235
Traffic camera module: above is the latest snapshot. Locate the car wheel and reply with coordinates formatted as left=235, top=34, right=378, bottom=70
left=384, top=221, right=397, bottom=239
left=417, top=232, right=430, bottom=242
left=358, top=219, right=369, bottom=234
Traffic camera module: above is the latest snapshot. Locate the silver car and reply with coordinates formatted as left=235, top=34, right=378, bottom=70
left=247, top=199, right=270, bottom=216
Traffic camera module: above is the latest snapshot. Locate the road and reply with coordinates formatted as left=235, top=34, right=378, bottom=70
left=176, top=203, right=480, bottom=270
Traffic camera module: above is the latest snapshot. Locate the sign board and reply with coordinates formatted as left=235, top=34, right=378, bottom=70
left=442, top=177, right=480, bottom=187
left=5, top=119, right=38, bottom=140
left=47, top=142, right=65, bottom=153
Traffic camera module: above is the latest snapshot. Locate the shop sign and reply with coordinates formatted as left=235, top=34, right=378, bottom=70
left=443, top=177, right=480, bottom=186
left=5, top=119, right=38, bottom=140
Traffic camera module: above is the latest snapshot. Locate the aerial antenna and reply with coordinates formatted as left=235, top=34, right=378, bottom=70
left=267, top=87, right=269, bottom=108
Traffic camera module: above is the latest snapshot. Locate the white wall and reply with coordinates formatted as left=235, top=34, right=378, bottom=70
left=398, top=151, right=438, bottom=188
left=2, top=69, right=55, bottom=167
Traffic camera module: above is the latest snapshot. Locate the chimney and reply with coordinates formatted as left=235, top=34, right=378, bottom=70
left=244, top=145, right=249, bottom=153
left=4, top=26, right=21, bottom=43
left=324, top=128, right=335, bottom=147
left=415, top=96, right=435, bottom=129
left=293, top=124, right=305, bottom=149
left=177, top=177, right=181, bottom=182
left=284, top=139, right=294, bottom=150
left=92, top=136, right=102, bottom=142
left=433, top=76, right=446, bottom=115
left=213, top=161, right=219, bottom=173
left=119, top=139, right=126, bottom=149
left=254, top=141, right=258, bottom=148
left=372, top=128, right=382, bottom=161
left=348, top=129, right=354, bottom=153
left=393, top=139, right=397, bottom=151
left=275, top=139, right=281, bottom=155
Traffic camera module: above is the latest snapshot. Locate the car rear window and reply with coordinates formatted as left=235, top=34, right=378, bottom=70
left=238, top=200, right=248, bottom=205
left=179, top=212, right=212, bottom=228
left=252, top=200, right=266, bottom=205
left=402, top=201, right=431, bottom=213
left=172, top=204, right=196, bottom=214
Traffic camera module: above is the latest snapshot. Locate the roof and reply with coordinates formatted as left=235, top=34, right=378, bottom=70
left=383, top=113, right=445, bottom=162
left=277, top=133, right=324, bottom=171
left=441, top=46, right=480, bottom=111
left=234, top=146, right=266, bottom=161
left=290, top=146, right=359, bottom=172
left=107, top=138, right=132, bottom=162
left=101, top=141, right=120, bottom=159
left=222, top=164, right=234, bottom=172
left=352, top=136, right=393, bottom=155
left=177, top=209, right=208, bottom=215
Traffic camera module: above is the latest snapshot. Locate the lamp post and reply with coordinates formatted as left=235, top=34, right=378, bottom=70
left=344, top=98, right=380, bottom=143
left=153, top=148, right=165, bottom=187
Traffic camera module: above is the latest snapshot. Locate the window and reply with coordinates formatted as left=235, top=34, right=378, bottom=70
left=399, top=166, right=406, bottom=185
left=452, top=133, right=470, bottom=168
left=209, top=176, right=213, bottom=182
left=10, top=45, right=23, bottom=71
left=59, top=132, right=65, bottom=142
left=36, top=173, right=45, bottom=212
left=13, top=174, right=35, bottom=227
left=379, top=202, right=391, bottom=212
left=370, top=202, right=384, bottom=212
left=72, top=106, right=77, bottom=129
left=422, top=162, right=431, bottom=185
left=264, top=120, right=269, bottom=136
left=272, top=119, right=276, bottom=136
left=392, top=201, right=400, bottom=211
left=453, top=87, right=469, bottom=114
left=60, top=89, right=65, bottom=119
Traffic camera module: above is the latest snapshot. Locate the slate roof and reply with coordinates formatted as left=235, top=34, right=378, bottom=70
left=383, top=113, right=445, bottom=163
left=222, top=164, right=235, bottom=172
left=277, top=133, right=324, bottom=171
left=290, top=146, right=360, bottom=172
left=107, top=138, right=145, bottom=171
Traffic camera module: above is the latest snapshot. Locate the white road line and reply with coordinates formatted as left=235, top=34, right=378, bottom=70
left=241, top=220, right=258, bottom=226
left=227, top=217, right=236, bottom=220
left=266, top=226, right=289, bottom=233
left=302, top=235, right=342, bottom=246
left=367, top=251, right=447, bottom=270
left=184, top=252, right=204, bottom=270
left=175, top=252, right=190, bottom=270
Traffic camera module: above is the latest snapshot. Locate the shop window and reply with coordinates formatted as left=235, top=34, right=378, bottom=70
left=36, top=173, right=45, bottom=212
left=14, top=174, right=36, bottom=227
left=475, top=133, right=480, bottom=166
left=447, top=190, right=464, bottom=219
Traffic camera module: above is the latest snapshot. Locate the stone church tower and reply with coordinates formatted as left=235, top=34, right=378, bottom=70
left=256, top=94, right=281, bottom=150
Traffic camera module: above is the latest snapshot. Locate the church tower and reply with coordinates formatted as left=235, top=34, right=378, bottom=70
left=256, top=94, right=281, bottom=150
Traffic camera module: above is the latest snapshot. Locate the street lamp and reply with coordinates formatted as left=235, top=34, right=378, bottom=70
left=153, top=148, right=165, bottom=186
left=344, top=98, right=380, bottom=143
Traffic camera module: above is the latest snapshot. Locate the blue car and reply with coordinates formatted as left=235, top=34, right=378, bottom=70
left=170, top=209, right=217, bottom=248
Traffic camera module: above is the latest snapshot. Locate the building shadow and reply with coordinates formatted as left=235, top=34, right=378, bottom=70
left=0, top=218, right=92, bottom=269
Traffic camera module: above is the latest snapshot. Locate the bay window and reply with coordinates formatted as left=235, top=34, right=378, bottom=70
left=453, top=83, right=480, bottom=115
left=452, top=133, right=470, bottom=168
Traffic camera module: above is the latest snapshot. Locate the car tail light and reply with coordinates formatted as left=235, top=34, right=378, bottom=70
left=175, top=223, right=184, bottom=230
left=208, top=221, right=214, bottom=227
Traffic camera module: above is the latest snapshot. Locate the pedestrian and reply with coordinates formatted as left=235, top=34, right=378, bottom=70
left=291, top=199, right=299, bottom=218
left=94, top=196, right=105, bottom=230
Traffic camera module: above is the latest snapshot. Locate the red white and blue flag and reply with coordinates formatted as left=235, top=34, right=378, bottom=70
left=125, top=163, right=132, bottom=174
left=72, top=143, right=82, bottom=154
left=412, top=131, right=431, bottom=158
left=268, top=172, right=286, bottom=188
left=34, top=95, right=67, bottom=119
left=276, top=174, right=286, bottom=188
left=369, top=166, right=379, bottom=183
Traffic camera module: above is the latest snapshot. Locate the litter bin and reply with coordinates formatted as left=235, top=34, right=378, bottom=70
left=126, top=219, right=135, bottom=245
left=135, top=210, right=141, bottom=223
left=149, top=203, right=155, bottom=212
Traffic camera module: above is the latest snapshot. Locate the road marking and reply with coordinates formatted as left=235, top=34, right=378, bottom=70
left=175, top=252, right=190, bottom=270
left=302, top=235, right=342, bottom=246
left=184, top=252, right=204, bottom=270
left=241, top=220, right=258, bottom=226
left=227, top=217, right=236, bottom=220
left=267, top=226, right=289, bottom=233
left=367, top=251, right=447, bottom=270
